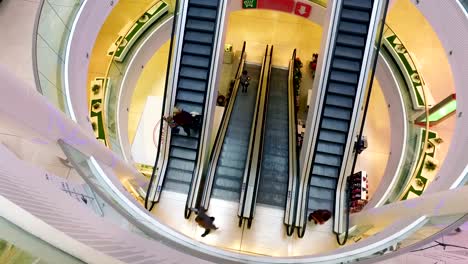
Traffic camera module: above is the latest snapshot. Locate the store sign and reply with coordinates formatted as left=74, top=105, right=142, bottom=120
left=294, top=2, right=312, bottom=18
left=242, top=0, right=313, bottom=19
left=242, top=0, right=257, bottom=8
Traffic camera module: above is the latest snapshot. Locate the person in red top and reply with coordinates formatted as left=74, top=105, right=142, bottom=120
left=308, top=209, right=332, bottom=225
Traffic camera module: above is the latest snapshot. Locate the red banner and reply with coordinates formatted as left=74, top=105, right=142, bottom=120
left=258, top=0, right=295, bottom=13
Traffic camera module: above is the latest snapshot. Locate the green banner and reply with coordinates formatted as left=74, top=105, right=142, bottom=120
left=242, top=0, right=257, bottom=8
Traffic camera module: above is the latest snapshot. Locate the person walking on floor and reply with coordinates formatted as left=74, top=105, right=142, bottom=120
left=194, top=207, right=218, bottom=237
left=238, top=70, right=251, bottom=93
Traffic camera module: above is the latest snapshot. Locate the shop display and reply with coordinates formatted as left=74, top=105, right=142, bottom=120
left=349, top=171, right=368, bottom=213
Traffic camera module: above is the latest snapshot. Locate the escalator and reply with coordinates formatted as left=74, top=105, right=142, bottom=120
left=256, top=67, right=289, bottom=207
left=163, top=0, right=220, bottom=193
left=203, top=63, right=261, bottom=202
left=145, top=0, right=226, bottom=209
left=295, top=0, right=388, bottom=238
left=201, top=46, right=269, bottom=216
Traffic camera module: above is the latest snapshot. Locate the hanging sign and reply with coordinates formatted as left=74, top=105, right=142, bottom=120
left=242, top=0, right=257, bottom=8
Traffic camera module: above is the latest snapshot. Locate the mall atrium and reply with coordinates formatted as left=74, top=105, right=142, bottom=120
left=0, top=0, right=468, bottom=263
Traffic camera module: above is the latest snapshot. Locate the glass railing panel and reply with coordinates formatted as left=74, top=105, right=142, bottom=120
left=0, top=217, right=85, bottom=264
left=34, top=0, right=83, bottom=113
left=459, top=0, right=468, bottom=11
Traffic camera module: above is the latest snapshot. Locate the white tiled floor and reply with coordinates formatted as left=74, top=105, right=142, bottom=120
left=152, top=193, right=338, bottom=257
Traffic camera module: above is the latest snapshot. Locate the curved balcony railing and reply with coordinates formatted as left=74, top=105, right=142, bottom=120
left=33, top=0, right=83, bottom=114
left=380, top=25, right=432, bottom=203
left=100, top=0, right=172, bottom=158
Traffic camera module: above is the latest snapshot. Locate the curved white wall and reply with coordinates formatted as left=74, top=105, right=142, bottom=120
left=366, top=53, right=407, bottom=208
left=65, top=0, right=118, bottom=129
left=117, top=18, right=173, bottom=163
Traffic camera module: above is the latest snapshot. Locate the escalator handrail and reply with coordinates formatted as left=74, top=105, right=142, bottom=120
left=238, top=45, right=270, bottom=219
left=199, top=41, right=247, bottom=209
left=295, top=0, right=345, bottom=236
left=145, top=0, right=181, bottom=210
left=284, top=49, right=300, bottom=231
left=336, top=0, right=391, bottom=245
left=245, top=45, right=274, bottom=222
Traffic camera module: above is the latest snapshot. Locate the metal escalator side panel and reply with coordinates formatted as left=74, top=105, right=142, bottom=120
left=242, top=46, right=274, bottom=221
left=200, top=52, right=246, bottom=210
left=295, top=0, right=345, bottom=230
left=238, top=46, right=269, bottom=218
left=151, top=0, right=190, bottom=203
left=284, top=54, right=299, bottom=227
left=334, top=0, right=390, bottom=235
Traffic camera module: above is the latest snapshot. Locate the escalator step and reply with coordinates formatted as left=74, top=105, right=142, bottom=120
left=218, top=158, right=245, bottom=170
left=214, top=176, right=242, bottom=191
left=170, top=147, right=197, bottom=161
left=332, top=58, right=361, bottom=72
left=325, top=94, right=354, bottom=108
left=257, top=192, right=286, bottom=208
left=186, top=19, right=215, bottom=33
left=184, top=31, right=214, bottom=45
left=180, top=66, right=208, bottom=80
left=323, top=107, right=351, bottom=121
left=337, top=33, right=366, bottom=48
left=341, top=8, right=370, bottom=23
left=164, top=179, right=190, bottom=194
left=317, top=141, right=344, bottom=156
left=311, top=176, right=337, bottom=190
left=171, top=135, right=198, bottom=149
left=312, top=163, right=340, bottom=179
left=308, top=197, right=334, bottom=212
left=221, top=144, right=249, bottom=156
left=177, top=89, right=205, bottom=104
left=328, top=82, right=356, bottom=97
left=212, top=188, right=239, bottom=201
left=322, top=116, right=349, bottom=132
left=330, top=70, right=358, bottom=84
left=319, top=129, right=347, bottom=144
left=314, top=152, right=342, bottom=167
left=309, top=186, right=335, bottom=200
left=181, top=54, right=210, bottom=69
left=335, top=45, right=363, bottom=60
left=178, top=78, right=206, bottom=92
left=323, top=106, right=352, bottom=120
left=261, top=169, right=289, bottom=183
left=187, top=7, right=217, bottom=21
left=165, top=167, right=193, bottom=183
left=175, top=101, right=203, bottom=114
left=259, top=180, right=288, bottom=195
left=339, top=21, right=368, bottom=36
left=224, top=137, right=250, bottom=147
left=189, top=0, right=218, bottom=10
left=168, top=157, right=195, bottom=172
left=216, top=166, right=244, bottom=179
left=343, top=0, right=373, bottom=11
left=183, top=43, right=211, bottom=57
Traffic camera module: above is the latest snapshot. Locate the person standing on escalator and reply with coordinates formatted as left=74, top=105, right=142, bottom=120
left=238, top=70, right=251, bottom=93
left=163, top=107, right=200, bottom=136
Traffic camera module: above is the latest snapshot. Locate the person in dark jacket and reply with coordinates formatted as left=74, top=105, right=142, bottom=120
left=163, top=107, right=198, bottom=136
left=194, top=208, right=218, bottom=237
left=308, top=209, right=332, bottom=225
left=237, top=70, right=251, bottom=93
